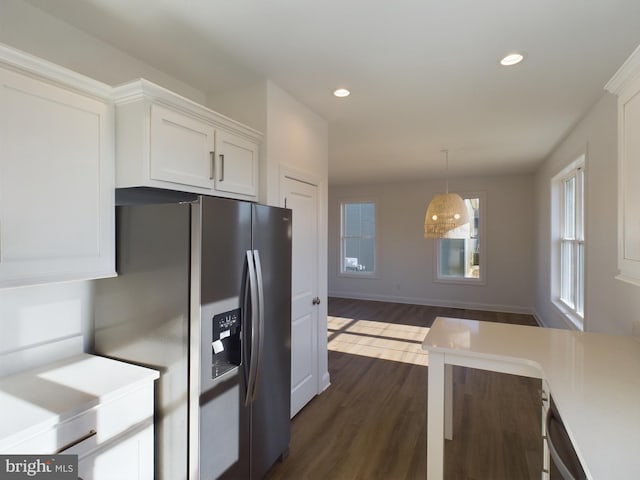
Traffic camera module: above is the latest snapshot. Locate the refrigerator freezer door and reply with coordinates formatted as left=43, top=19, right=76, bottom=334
left=250, top=204, right=292, bottom=479
left=197, top=196, right=253, bottom=480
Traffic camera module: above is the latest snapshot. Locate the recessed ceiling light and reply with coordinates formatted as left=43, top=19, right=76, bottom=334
left=333, top=88, right=350, bottom=97
left=500, top=53, right=524, bottom=66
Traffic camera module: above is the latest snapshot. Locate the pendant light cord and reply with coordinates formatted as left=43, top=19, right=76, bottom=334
left=443, top=149, right=449, bottom=194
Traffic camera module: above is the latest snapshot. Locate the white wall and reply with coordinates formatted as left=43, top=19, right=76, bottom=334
left=265, top=81, right=328, bottom=203
left=0, top=282, right=93, bottom=377
left=207, top=82, right=267, bottom=135
left=265, top=81, right=330, bottom=389
left=329, top=174, right=535, bottom=313
left=533, top=93, right=640, bottom=335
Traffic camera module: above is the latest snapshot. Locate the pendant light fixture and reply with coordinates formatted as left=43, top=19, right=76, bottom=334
left=424, top=150, right=470, bottom=239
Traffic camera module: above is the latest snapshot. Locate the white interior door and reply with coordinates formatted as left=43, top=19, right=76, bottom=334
left=281, top=176, right=319, bottom=418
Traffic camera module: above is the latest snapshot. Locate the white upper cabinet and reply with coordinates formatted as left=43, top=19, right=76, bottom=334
left=113, top=79, right=261, bottom=200
left=0, top=45, right=115, bottom=288
left=606, top=44, right=640, bottom=286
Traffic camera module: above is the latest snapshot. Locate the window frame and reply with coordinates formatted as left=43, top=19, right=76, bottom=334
left=338, top=198, right=378, bottom=278
left=434, top=191, right=486, bottom=285
left=551, top=155, right=585, bottom=330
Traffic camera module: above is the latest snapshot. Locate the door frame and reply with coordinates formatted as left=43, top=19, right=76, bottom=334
left=279, top=165, right=330, bottom=395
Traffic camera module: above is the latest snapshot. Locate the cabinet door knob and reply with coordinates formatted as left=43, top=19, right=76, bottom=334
left=312, top=296, right=321, bottom=305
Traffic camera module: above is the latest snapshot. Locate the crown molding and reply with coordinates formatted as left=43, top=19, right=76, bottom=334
left=0, top=42, right=113, bottom=100
left=605, top=44, right=640, bottom=95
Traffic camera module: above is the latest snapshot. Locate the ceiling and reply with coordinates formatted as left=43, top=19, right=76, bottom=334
left=24, top=0, right=640, bottom=186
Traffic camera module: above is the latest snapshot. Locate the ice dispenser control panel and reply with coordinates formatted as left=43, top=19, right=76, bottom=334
left=211, top=308, right=241, bottom=379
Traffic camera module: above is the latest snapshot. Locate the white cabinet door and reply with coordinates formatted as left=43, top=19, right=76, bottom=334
left=619, top=84, right=640, bottom=282
left=0, top=62, right=115, bottom=288
left=214, top=129, right=259, bottom=197
left=605, top=45, right=640, bottom=286
left=150, top=103, right=215, bottom=190
left=77, top=424, right=154, bottom=480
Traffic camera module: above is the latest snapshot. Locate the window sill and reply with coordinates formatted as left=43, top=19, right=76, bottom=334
left=435, top=276, right=486, bottom=286
left=552, top=299, right=584, bottom=331
left=338, top=271, right=379, bottom=280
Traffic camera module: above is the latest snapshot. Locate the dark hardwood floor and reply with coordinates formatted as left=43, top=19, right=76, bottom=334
left=266, top=298, right=542, bottom=480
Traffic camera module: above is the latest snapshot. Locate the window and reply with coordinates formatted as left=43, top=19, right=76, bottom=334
left=552, top=156, right=585, bottom=329
left=436, top=193, right=484, bottom=284
left=340, top=200, right=376, bottom=275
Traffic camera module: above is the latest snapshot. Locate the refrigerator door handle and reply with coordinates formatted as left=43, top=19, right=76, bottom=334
left=251, top=249, right=266, bottom=402
left=242, top=255, right=251, bottom=403
left=244, top=250, right=259, bottom=406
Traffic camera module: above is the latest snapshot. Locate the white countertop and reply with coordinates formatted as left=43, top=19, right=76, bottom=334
left=0, top=353, right=159, bottom=452
left=422, top=317, right=640, bottom=479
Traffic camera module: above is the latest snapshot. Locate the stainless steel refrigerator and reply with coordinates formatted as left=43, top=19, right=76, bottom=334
left=93, top=188, right=292, bottom=479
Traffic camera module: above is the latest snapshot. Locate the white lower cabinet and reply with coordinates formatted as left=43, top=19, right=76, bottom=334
left=0, top=354, right=159, bottom=480
left=114, top=79, right=261, bottom=200
left=0, top=45, right=115, bottom=288
left=77, top=423, right=154, bottom=480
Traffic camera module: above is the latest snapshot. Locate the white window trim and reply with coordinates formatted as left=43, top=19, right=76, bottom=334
left=434, top=191, right=486, bottom=286
left=551, top=154, right=586, bottom=331
left=338, top=198, right=378, bottom=278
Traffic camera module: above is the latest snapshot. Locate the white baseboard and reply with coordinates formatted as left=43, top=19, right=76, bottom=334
left=319, top=371, right=331, bottom=393
left=531, top=310, right=547, bottom=327
left=328, top=290, right=535, bottom=316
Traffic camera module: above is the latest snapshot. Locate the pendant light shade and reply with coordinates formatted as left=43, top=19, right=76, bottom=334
left=424, top=193, right=470, bottom=238
left=424, top=150, right=471, bottom=239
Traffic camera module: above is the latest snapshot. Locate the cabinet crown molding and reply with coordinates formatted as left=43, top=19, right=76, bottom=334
left=113, top=78, right=263, bottom=140
left=605, top=43, right=640, bottom=95
left=0, top=42, right=113, bottom=100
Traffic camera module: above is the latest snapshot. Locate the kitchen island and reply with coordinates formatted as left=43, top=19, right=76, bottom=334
left=422, top=317, right=640, bottom=479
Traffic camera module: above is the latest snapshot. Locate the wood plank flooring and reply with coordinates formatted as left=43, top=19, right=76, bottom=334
left=266, top=298, right=542, bottom=480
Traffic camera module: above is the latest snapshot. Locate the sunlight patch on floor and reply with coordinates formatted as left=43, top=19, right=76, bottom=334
left=328, top=315, right=430, bottom=366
